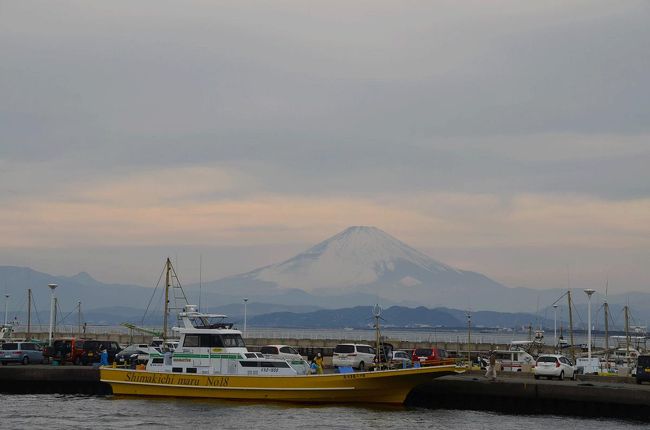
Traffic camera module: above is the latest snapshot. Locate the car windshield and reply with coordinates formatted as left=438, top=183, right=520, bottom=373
left=334, top=345, right=355, bottom=354
left=537, top=356, right=558, bottom=363
left=1, top=343, right=18, bottom=350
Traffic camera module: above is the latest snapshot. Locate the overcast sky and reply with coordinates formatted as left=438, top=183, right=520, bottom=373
left=1, top=1, right=649, bottom=294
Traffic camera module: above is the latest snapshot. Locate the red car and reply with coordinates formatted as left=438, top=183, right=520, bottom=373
left=43, top=338, right=89, bottom=365
left=411, top=347, right=455, bottom=366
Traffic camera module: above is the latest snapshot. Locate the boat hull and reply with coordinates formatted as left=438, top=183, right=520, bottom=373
left=100, top=365, right=459, bottom=404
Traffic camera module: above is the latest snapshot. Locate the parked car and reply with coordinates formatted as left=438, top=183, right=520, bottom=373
left=411, top=347, right=454, bottom=366
left=388, top=350, right=413, bottom=368
left=42, top=338, right=88, bottom=365
left=79, top=340, right=122, bottom=365
left=0, top=341, right=45, bottom=365
left=332, top=343, right=376, bottom=370
left=534, top=354, right=576, bottom=380
left=636, top=354, right=650, bottom=384
left=260, top=345, right=304, bottom=361
left=115, top=344, right=162, bottom=365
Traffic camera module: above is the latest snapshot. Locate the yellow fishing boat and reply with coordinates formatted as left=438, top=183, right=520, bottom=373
left=100, top=304, right=459, bottom=404
left=101, top=364, right=457, bottom=404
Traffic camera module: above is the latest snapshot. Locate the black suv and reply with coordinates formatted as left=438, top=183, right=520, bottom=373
left=79, top=340, right=122, bottom=365
left=636, top=354, right=650, bottom=384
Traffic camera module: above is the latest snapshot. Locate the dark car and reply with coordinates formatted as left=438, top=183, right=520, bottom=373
left=79, top=340, right=122, bottom=365
left=636, top=355, right=650, bottom=384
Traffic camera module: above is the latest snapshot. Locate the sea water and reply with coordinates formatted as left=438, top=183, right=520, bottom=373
left=2, top=394, right=645, bottom=429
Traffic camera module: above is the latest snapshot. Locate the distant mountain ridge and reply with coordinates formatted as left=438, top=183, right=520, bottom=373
left=3, top=226, right=650, bottom=324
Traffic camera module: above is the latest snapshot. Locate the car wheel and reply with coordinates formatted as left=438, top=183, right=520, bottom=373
left=358, top=361, right=365, bottom=371
left=22, top=356, right=29, bottom=365
left=559, top=371, right=564, bottom=381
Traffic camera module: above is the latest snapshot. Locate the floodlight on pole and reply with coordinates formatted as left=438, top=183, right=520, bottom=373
left=584, top=288, right=595, bottom=360
left=48, top=284, right=58, bottom=346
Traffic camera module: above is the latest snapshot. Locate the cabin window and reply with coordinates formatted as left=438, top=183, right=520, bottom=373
left=221, top=334, right=245, bottom=347
left=172, top=367, right=183, bottom=373
left=151, top=358, right=164, bottom=364
left=183, top=334, right=230, bottom=348
left=186, top=368, right=197, bottom=373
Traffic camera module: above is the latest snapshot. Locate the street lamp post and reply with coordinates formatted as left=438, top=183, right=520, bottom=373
left=584, top=288, right=595, bottom=361
left=243, top=298, right=248, bottom=339
left=3, top=294, right=9, bottom=327
left=553, top=304, right=558, bottom=352
left=48, top=284, right=58, bottom=346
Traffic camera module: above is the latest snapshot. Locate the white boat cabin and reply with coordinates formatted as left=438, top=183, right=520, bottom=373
left=146, top=305, right=309, bottom=376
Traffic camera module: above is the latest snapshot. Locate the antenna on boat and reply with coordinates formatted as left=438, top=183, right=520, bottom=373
left=199, top=254, right=202, bottom=311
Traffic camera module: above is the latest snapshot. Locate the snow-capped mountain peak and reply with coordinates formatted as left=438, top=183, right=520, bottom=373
left=249, top=226, right=458, bottom=290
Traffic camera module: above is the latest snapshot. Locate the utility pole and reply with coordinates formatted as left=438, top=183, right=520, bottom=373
left=553, top=304, right=558, bottom=353
left=466, top=312, right=471, bottom=368
left=77, top=301, right=82, bottom=337
left=604, top=300, right=610, bottom=370
left=625, top=305, right=631, bottom=368
left=27, top=289, right=32, bottom=339
left=567, top=290, right=575, bottom=362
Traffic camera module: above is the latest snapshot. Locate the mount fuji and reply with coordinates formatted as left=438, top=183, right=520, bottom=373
left=201, top=226, right=516, bottom=310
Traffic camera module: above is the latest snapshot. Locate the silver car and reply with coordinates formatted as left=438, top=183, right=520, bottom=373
left=0, top=342, right=45, bottom=365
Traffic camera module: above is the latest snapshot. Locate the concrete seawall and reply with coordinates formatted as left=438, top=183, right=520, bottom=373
left=408, top=373, right=650, bottom=420
left=0, top=366, right=111, bottom=395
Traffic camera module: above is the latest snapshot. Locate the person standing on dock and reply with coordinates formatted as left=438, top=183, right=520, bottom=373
left=486, top=351, right=497, bottom=381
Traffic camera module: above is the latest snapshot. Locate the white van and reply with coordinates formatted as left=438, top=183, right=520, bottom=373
left=332, top=343, right=375, bottom=371
left=494, top=350, right=535, bottom=372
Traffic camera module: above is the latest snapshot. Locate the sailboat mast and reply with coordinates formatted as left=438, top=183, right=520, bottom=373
left=27, top=289, right=32, bottom=339
left=163, top=257, right=172, bottom=343
left=567, top=290, right=575, bottom=361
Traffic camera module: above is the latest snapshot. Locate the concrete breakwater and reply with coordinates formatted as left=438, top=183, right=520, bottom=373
left=409, top=372, right=650, bottom=420
left=1, top=366, right=649, bottom=420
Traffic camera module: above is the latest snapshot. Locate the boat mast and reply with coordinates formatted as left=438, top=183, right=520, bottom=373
left=567, top=290, right=575, bottom=362
left=27, top=289, right=32, bottom=339
left=163, top=257, right=172, bottom=343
